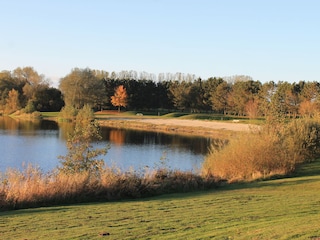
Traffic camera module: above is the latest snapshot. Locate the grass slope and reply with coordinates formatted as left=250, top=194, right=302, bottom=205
left=1, top=160, right=320, bottom=240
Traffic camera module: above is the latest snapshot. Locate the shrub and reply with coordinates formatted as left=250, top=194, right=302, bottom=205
left=58, top=105, right=78, bottom=121
left=202, top=119, right=320, bottom=182
left=24, top=100, right=36, bottom=113
left=277, top=119, right=320, bottom=164
left=75, top=104, right=94, bottom=121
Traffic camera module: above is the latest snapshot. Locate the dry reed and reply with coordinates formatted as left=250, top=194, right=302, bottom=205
left=0, top=164, right=218, bottom=211
left=203, top=119, right=320, bottom=182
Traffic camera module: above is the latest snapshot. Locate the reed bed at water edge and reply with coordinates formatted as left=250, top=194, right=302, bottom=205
left=0, top=165, right=218, bottom=211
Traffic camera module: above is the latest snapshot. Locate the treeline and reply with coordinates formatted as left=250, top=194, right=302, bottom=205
left=0, top=67, right=64, bottom=114
left=58, top=68, right=320, bottom=119
left=1, top=67, right=320, bottom=119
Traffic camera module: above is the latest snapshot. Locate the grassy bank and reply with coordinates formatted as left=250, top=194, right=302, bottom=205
left=40, top=111, right=60, bottom=118
left=1, top=159, right=319, bottom=239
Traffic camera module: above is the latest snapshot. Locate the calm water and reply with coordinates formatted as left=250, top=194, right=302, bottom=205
left=0, top=117, right=213, bottom=173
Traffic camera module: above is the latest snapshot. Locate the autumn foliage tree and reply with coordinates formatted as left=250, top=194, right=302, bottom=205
left=0, top=67, right=64, bottom=113
left=111, top=85, right=128, bottom=112
left=5, top=89, right=21, bottom=114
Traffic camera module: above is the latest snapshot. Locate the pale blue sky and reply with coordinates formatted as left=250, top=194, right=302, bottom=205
left=1, top=0, right=319, bottom=86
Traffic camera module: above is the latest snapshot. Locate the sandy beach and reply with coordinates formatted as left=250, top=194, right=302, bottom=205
left=133, top=118, right=253, bottom=132
left=99, top=116, right=257, bottom=138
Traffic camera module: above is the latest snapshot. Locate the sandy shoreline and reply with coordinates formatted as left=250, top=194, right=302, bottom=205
left=134, top=118, right=253, bottom=131
left=99, top=117, right=257, bottom=138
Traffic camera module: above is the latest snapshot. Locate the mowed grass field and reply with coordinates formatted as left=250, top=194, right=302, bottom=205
left=1, top=160, right=320, bottom=240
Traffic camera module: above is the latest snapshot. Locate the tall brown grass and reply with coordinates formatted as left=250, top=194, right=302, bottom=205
left=0, top=164, right=218, bottom=211
left=202, top=119, right=320, bottom=182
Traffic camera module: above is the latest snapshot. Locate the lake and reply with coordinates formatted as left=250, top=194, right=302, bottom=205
left=0, top=116, right=214, bottom=173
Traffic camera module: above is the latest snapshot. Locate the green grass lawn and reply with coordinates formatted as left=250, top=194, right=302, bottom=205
left=1, top=160, right=320, bottom=240
left=40, top=112, right=60, bottom=118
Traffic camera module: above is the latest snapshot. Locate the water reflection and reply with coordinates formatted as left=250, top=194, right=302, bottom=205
left=0, top=116, right=59, bottom=136
left=100, top=127, right=212, bottom=155
left=109, top=129, right=126, bottom=145
left=0, top=116, right=213, bottom=172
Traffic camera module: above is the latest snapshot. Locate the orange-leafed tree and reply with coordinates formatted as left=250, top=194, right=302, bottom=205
left=111, top=85, right=128, bottom=112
